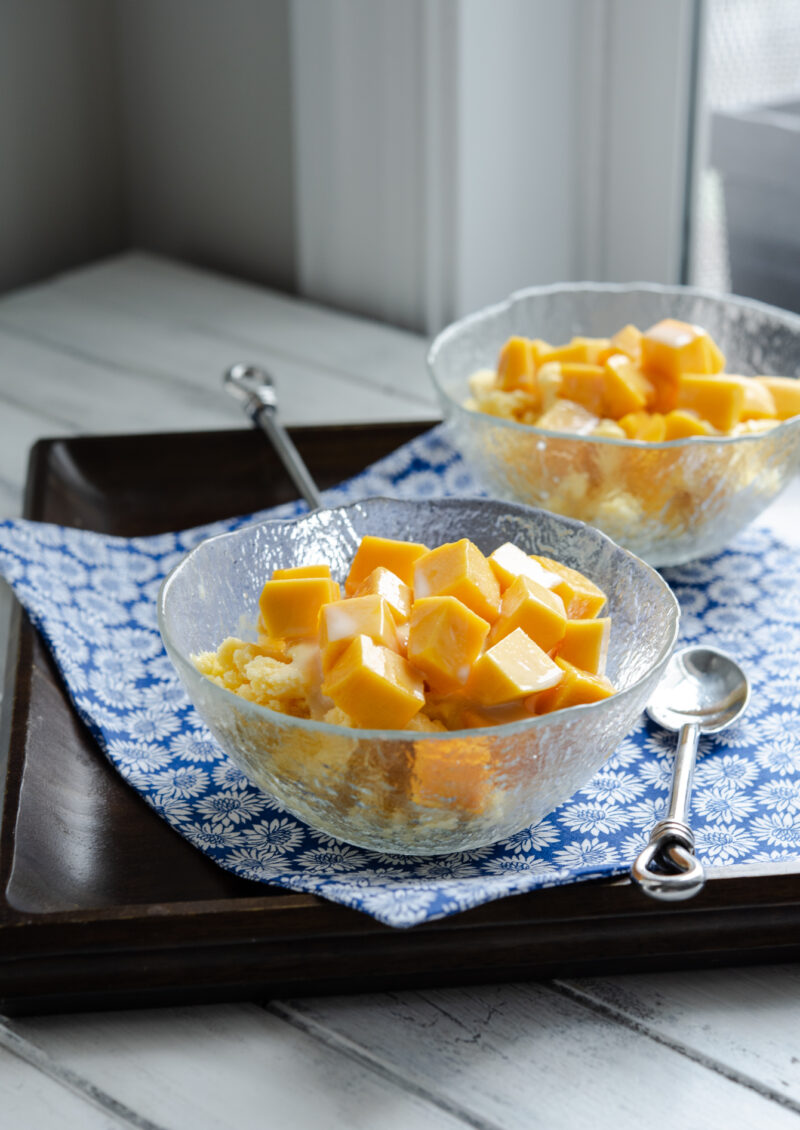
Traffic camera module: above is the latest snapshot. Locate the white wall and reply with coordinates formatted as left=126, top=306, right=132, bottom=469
left=0, top=0, right=124, bottom=293
left=114, top=0, right=296, bottom=293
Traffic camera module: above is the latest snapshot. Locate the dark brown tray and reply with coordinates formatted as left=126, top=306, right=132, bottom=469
left=2, top=423, right=800, bottom=1016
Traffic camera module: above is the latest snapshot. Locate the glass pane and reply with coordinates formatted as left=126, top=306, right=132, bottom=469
left=692, top=0, right=800, bottom=312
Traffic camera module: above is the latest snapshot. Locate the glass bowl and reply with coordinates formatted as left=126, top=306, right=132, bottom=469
left=428, top=283, right=800, bottom=566
left=158, top=497, right=679, bottom=855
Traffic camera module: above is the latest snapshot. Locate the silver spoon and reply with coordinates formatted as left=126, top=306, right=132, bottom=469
left=631, top=645, right=750, bottom=901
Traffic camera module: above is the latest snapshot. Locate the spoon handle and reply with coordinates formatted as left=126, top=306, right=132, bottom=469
left=224, top=364, right=324, bottom=511
left=631, top=721, right=706, bottom=901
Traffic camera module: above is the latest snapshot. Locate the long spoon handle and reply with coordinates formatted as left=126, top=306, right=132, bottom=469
left=630, top=721, right=705, bottom=901
left=224, top=364, right=323, bottom=511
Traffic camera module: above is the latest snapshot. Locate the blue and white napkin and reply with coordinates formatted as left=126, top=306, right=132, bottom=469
left=0, top=424, right=798, bottom=927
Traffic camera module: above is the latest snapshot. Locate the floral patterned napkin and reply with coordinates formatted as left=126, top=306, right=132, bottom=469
left=0, top=424, right=797, bottom=927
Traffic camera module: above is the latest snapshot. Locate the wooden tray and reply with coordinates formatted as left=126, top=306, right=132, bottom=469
left=2, top=423, right=800, bottom=1016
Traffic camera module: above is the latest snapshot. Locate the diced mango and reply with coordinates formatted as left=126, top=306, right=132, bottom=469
left=318, top=595, right=399, bottom=672
left=353, top=566, right=412, bottom=623
left=752, top=376, right=800, bottom=420
left=737, top=378, right=776, bottom=421
left=676, top=374, right=744, bottom=432
left=608, top=324, right=642, bottom=364
left=571, top=337, right=612, bottom=364
left=619, top=410, right=667, bottom=442
left=556, top=617, right=610, bottom=675
left=345, top=535, right=429, bottom=594
left=259, top=577, right=339, bottom=640
left=488, top=542, right=563, bottom=593
left=603, top=354, right=654, bottom=418
left=663, top=409, right=715, bottom=440
left=497, top=336, right=537, bottom=394
left=531, top=657, right=615, bottom=714
left=535, top=399, right=599, bottom=435
left=558, top=363, right=607, bottom=416
left=489, top=574, right=567, bottom=652
left=410, top=737, right=492, bottom=814
left=272, top=564, right=331, bottom=580
left=414, top=539, right=501, bottom=623
left=407, top=596, right=490, bottom=693
left=641, top=319, right=726, bottom=380
left=529, top=556, right=607, bottom=619
left=540, top=340, right=592, bottom=366
left=465, top=628, right=563, bottom=706
left=321, top=635, right=425, bottom=729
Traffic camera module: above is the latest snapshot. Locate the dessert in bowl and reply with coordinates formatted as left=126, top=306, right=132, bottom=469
left=428, top=283, right=800, bottom=566
left=159, top=497, right=679, bottom=855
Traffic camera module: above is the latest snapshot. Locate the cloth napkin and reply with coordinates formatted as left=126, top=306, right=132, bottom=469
left=0, top=424, right=798, bottom=928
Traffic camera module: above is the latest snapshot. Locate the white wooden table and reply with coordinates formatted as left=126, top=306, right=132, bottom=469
left=1, top=253, right=799, bottom=1130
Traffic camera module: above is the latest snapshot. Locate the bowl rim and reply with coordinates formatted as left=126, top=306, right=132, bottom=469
left=427, top=280, right=800, bottom=450
left=157, top=495, right=681, bottom=743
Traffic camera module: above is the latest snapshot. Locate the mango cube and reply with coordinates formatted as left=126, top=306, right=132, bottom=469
left=556, top=617, right=610, bottom=675
left=407, top=596, right=490, bottom=693
left=465, top=628, right=563, bottom=706
left=663, top=409, right=715, bottom=440
left=603, top=354, right=654, bottom=418
left=641, top=319, right=726, bottom=380
left=738, top=379, right=776, bottom=421
left=353, top=566, right=412, bottom=623
left=413, top=539, right=501, bottom=623
left=497, top=336, right=537, bottom=393
left=488, top=542, right=562, bottom=592
left=345, top=535, right=429, bottom=593
left=608, top=324, right=643, bottom=364
left=541, top=338, right=601, bottom=366
left=529, top=556, right=607, bottom=619
left=558, top=363, right=607, bottom=417
left=322, top=635, right=425, bottom=729
left=410, top=738, right=492, bottom=814
left=619, top=410, right=667, bottom=442
left=676, top=374, right=744, bottom=432
left=259, top=577, right=339, bottom=639
left=318, top=594, right=399, bottom=671
left=753, top=376, right=800, bottom=420
left=489, top=574, right=567, bottom=652
left=272, top=564, right=331, bottom=580
left=531, top=657, right=615, bottom=714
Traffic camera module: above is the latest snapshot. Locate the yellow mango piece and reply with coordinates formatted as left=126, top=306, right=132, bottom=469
left=410, top=737, right=492, bottom=814
left=676, top=373, right=744, bottom=432
left=259, top=577, right=339, bottom=640
left=535, top=399, right=599, bottom=435
left=736, top=378, right=776, bottom=421
left=603, top=354, right=655, bottom=418
left=318, top=594, right=399, bottom=672
left=531, top=657, right=615, bottom=714
left=591, top=418, right=627, bottom=439
left=353, top=566, right=412, bottom=623
left=489, top=574, right=567, bottom=652
left=272, top=564, right=331, bottom=580
left=345, top=535, right=429, bottom=594
left=541, top=338, right=607, bottom=366
left=465, top=628, right=563, bottom=706
left=321, top=635, right=425, bottom=729
left=558, top=362, right=607, bottom=416
left=663, top=409, right=715, bottom=440
left=407, top=596, right=490, bottom=693
left=556, top=617, right=610, bottom=675
left=497, top=336, right=537, bottom=393
left=608, top=324, right=643, bottom=364
left=413, top=539, right=501, bottom=623
left=529, top=556, right=607, bottom=619
left=488, top=542, right=563, bottom=593
left=619, top=410, right=667, bottom=442
left=530, top=338, right=554, bottom=368
left=572, top=337, right=612, bottom=364
left=641, top=319, right=726, bottom=379
left=752, top=376, right=800, bottom=420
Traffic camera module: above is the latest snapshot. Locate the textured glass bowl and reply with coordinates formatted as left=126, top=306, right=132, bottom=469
left=159, top=498, right=679, bottom=855
left=428, top=283, right=800, bottom=566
